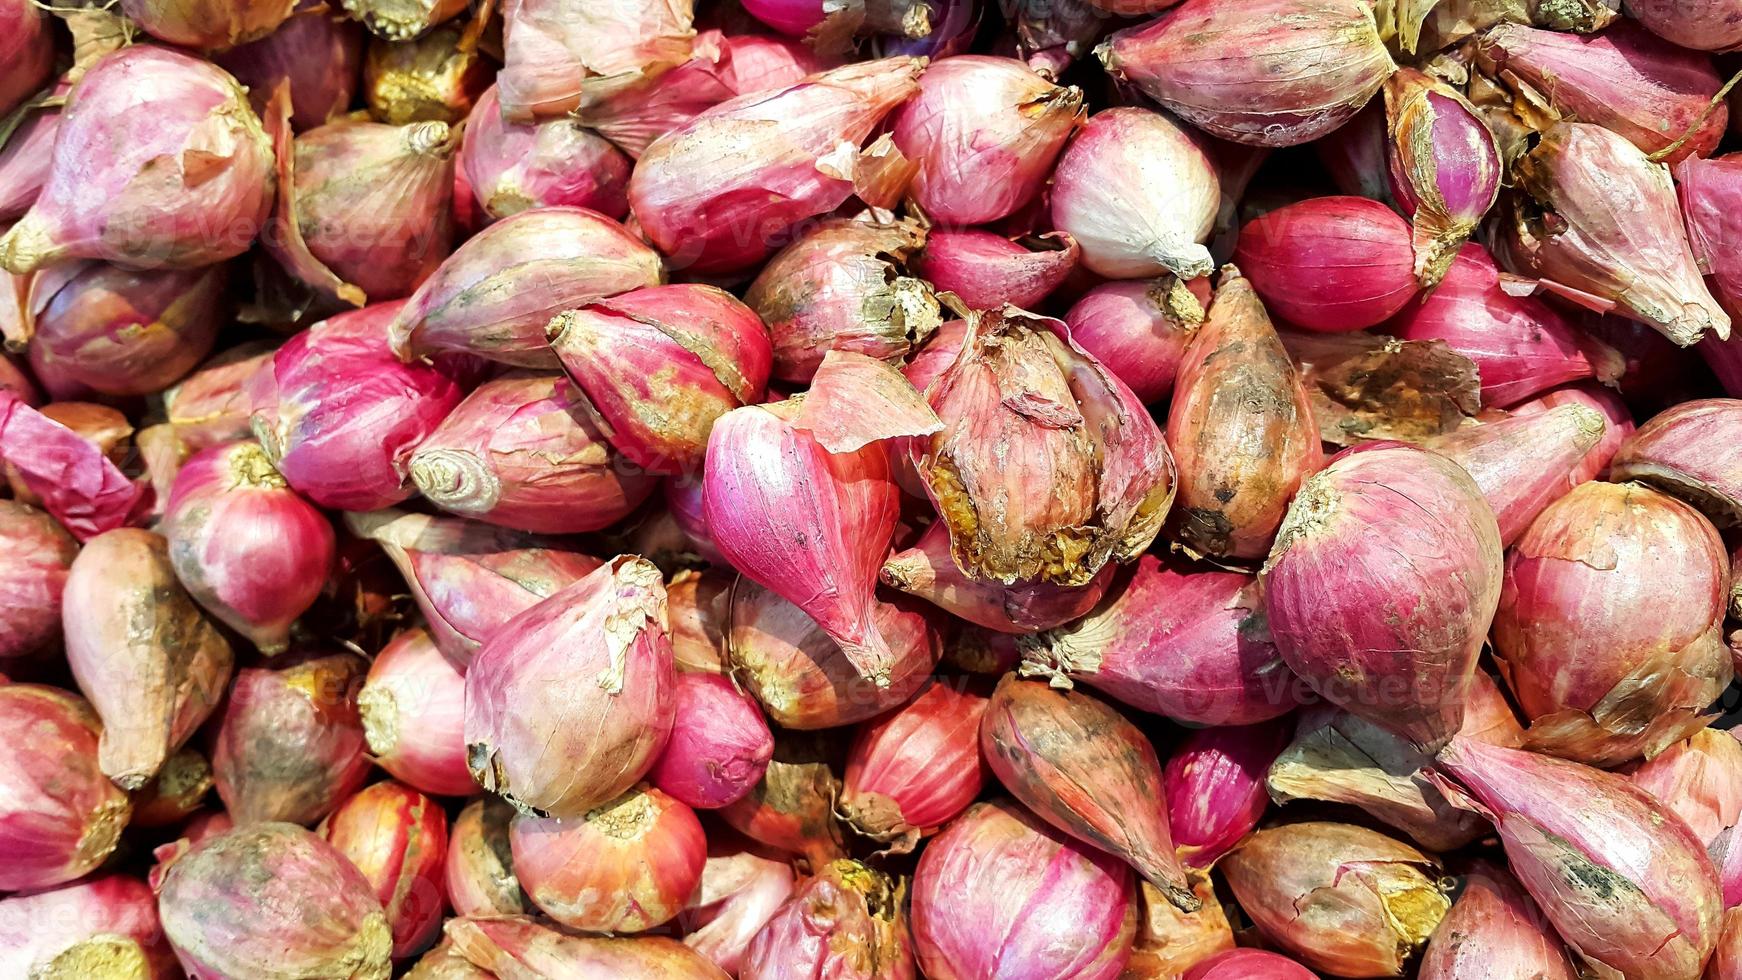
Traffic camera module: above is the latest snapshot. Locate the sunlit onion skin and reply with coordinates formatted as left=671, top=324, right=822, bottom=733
left=1425, top=403, right=1607, bottom=546
left=1609, top=399, right=1742, bottom=528
left=362, top=24, right=493, bottom=125
left=465, top=556, right=675, bottom=819
left=888, top=55, right=1081, bottom=225
left=881, top=521, right=1110, bottom=634
left=322, top=781, right=450, bottom=959
left=461, top=85, right=632, bottom=223
left=741, top=859, right=915, bottom=980
left=1165, top=721, right=1288, bottom=869
left=718, top=733, right=848, bottom=868
left=1050, top=107, right=1216, bottom=280
left=63, top=529, right=234, bottom=790
left=982, top=676, right=1197, bottom=910
left=1221, top=821, right=1450, bottom=977
left=388, top=206, right=661, bottom=367
left=1383, top=68, right=1501, bottom=287
left=496, top=0, right=695, bottom=122
left=0, top=0, right=51, bottom=120
left=1234, top=196, right=1418, bottom=330
left=1063, top=276, right=1203, bottom=405
left=648, top=672, right=773, bottom=810
left=745, top=218, right=941, bottom=385
left=1631, top=728, right=1742, bottom=849
left=1166, top=270, right=1320, bottom=559
left=1433, top=735, right=1722, bottom=979
left=912, top=230, right=1079, bottom=312
left=1182, top=949, right=1317, bottom=980
left=217, top=9, right=364, bottom=131
left=0, top=47, right=275, bottom=273
left=1497, top=121, right=1728, bottom=347
left=911, top=799, right=1136, bottom=980
left=0, top=874, right=178, bottom=979
left=679, top=841, right=797, bottom=976
left=1475, top=21, right=1727, bottom=165
left=631, top=58, right=924, bottom=275
left=1263, top=442, right=1503, bottom=753
left=155, top=822, right=392, bottom=979
left=446, top=915, right=731, bottom=978
left=248, top=300, right=466, bottom=511
left=1418, top=862, right=1577, bottom=980
left=446, top=798, right=528, bottom=918
left=0, top=685, right=131, bottom=891
left=0, top=501, right=76, bottom=661
left=1493, top=480, right=1731, bottom=766
left=359, top=627, right=474, bottom=797
left=839, top=681, right=987, bottom=851
left=163, top=441, right=334, bottom=654
left=342, top=0, right=466, bottom=39
left=1099, top=0, right=1394, bottom=147
left=211, top=651, right=372, bottom=826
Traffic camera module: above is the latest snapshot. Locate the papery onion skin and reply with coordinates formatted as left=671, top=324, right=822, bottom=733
left=362, top=25, right=493, bottom=125
left=155, top=822, right=393, bottom=980
left=1493, top=480, right=1731, bottom=766
left=461, top=85, right=632, bottom=222
left=0, top=685, right=131, bottom=892
left=444, top=916, right=731, bottom=978
left=0, top=501, right=76, bottom=662
left=912, top=799, right=1137, bottom=980
left=648, top=671, right=775, bottom=810
left=25, top=262, right=227, bottom=398
left=1164, top=721, right=1288, bottom=869
left=1609, top=398, right=1742, bottom=528
left=717, top=733, right=848, bottom=868
left=678, top=841, right=797, bottom=977
left=1680, top=155, right=1742, bottom=331
left=568, top=30, right=736, bottom=161
left=880, top=521, right=1112, bottom=634
left=1221, top=821, right=1450, bottom=977
left=0, top=400, right=139, bottom=537
left=1063, top=276, right=1204, bottom=405
left=1434, top=735, right=1722, bottom=979
left=217, top=9, right=365, bottom=131
left=912, top=230, right=1080, bottom=312
left=465, top=556, right=675, bottom=819
left=343, top=0, right=467, bottom=40
left=630, top=58, right=925, bottom=275
left=1262, top=442, right=1503, bottom=754
left=1714, top=914, right=1742, bottom=980
left=1234, top=196, right=1418, bottom=331
left=1050, top=107, right=1217, bottom=280
left=1383, top=68, right=1500, bottom=287
left=321, top=781, right=451, bottom=959
left=211, top=651, right=372, bottom=826
left=0, top=874, right=178, bottom=979
left=0, top=47, right=275, bottom=273
left=359, top=627, right=475, bottom=797
left=1630, top=728, right=1742, bottom=848
left=164, top=441, right=335, bottom=654
left=445, top=798, right=529, bottom=918
left=63, top=528, right=235, bottom=790
left=1418, top=862, right=1577, bottom=980
left=1506, top=382, right=1634, bottom=486
left=665, top=569, right=729, bottom=673
left=740, top=858, right=915, bottom=980
left=1182, top=949, right=1317, bottom=980
left=495, top=0, right=696, bottom=123
left=1098, top=0, right=1394, bottom=147
left=120, top=0, right=295, bottom=50
left=1122, top=871, right=1234, bottom=978
left=839, top=680, right=989, bottom=852
left=1424, top=402, right=1608, bottom=546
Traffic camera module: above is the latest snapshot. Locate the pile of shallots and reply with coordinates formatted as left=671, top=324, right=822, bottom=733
left=6, top=0, right=1742, bottom=976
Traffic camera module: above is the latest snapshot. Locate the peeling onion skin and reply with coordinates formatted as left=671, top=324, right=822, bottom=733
left=1383, top=68, right=1500, bottom=288
left=1182, top=949, right=1317, bottom=980
left=25, top=262, right=227, bottom=398
left=1493, top=481, right=1730, bottom=768
left=1608, top=398, right=1742, bottom=529
left=678, top=841, right=797, bottom=976
left=717, top=733, right=848, bottom=868
left=1234, top=195, right=1418, bottom=331
left=911, top=799, right=1137, bottom=980
left=445, top=798, right=529, bottom=918
left=1164, top=720, right=1289, bottom=870
left=839, top=680, right=989, bottom=852
left=1433, top=735, right=1723, bottom=980
left=1220, top=821, right=1450, bottom=977
left=0, top=0, right=52, bottom=120
left=1630, top=728, right=1742, bottom=849
left=1424, top=402, right=1608, bottom=547
left=444, top=915, right=732, bottom=978
left=362, top=24, right=494, bottom=126
left=0, top=501, right=77, bottom=662
left=647, top=671, right=774, bottom=810
left=1098, top=0, right=1394, bottom=148
left=216, top=9, right=365, bottom=132
left=359, top=627, right=475, bottom=798
left=495, top=0, right=697, bottom=124
left=880, top=521, right=1113, bottom=634
left=0, top=685, right=131, bottom=892
left=740, top=859, right=915, bottom=980
left=1063, top=276, right=1204, bottom=405
left=342, top=0, right=468, bottom=41
left=1262, top=442, right=1503, bottom=755
left=321, top=780, right=451, bottom=959
left=1418, top=862, right=1578, bottom=980
left=154, top=822, right=393, bottom=980
left=0, top=874, right=179, bottom=979
left=407, top=940, right=494, bottom=979
left=461, top=83, right=632, bottom=223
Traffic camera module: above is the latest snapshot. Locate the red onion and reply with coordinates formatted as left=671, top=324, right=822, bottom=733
left=359, top=627, right=473, bottom=797
left=0, top=393, right=141, bottom=540
left=217, top=9, right=364, bottom=131
left=1475, top=21, right=1727, bottom=165
left=155, top=822, right=393, bottom=978
left=1183, top=949, right=1317, bottom=980
left=679, top=841, right=797, bottom=976
left=3, top=400, right=132, bottom=504
left=63, top=529, right=234, bottom=789
left=0, top=875, right=177, bottom=978
left=511, top=785, right=707, bottom=932
left=1234, top=196, right=1418, bottom=330
left=1099, top=0, right=1394, bottom=147
left=1383, top=68, right=1501, bottom=287
left=888, top=55, right=1082, bottom=225
left=1493, top=480, right=1730, bottom=766
left=1419, top=862, right=1578, bottom=980
left=120, top=0, right=294, bottom=49
left=342, top=0, right=466, bottom=39
left=1166, top=271, right=1321, bottom=559
left=163, top=441, right=334, bottom=653
left=387, top=206, right=661, bottom=366
left=322, top=781, right=450, bottom=959
left=1497, top=121, right=1728, bottom=347
left=346, top=508, right=603, bottom=668
left=881, top=522, right=1110, bottom=633
left=1050, top=107, right=1217, bottom=279
left=20, top=262, right=225, bottom=398
left=1682, top=154, right=1742, bottom=309
left=647, top=672, right=773, bottom=810
left=446, top=916, right=732, bottom=977
left=1063, top=275, right=1203, bottom=405
left=912, top=229, right=1079, bottom=311
left=912, top=799, right=1136, bottom=980
left=1507, top=382, right=1634, bottom=485
left=163, top=343, right=276, bottom=450
left=0, top=501, right=75, bottom=661
left=839, top=680, right=987, bottom=851
left=1627, top=0, right=1742, bottom=50
left=1434, top=735, right=1722, bottom=977
left=131, top=747, right=214, bottom=828
left=1221, top=821, right=1450, bottom=976
left=0, top=89, right=57, bottom=215
left=630, top=58, right=924, bottom=275
left=1022, top=553, right=1303, bottom=726
left=0, top=47, right=274, bottom=273
left=563, top=31, right=734, bottom=159
left=1316, top=100, right=1391, bottom=202
left=0, top=0, right=51, bottom=120
left=0, top=685, right=131, bottom=891
left=212, top=651, right=372, bottom=826
left=496, top=0, right=696, bottom=122
left=1610, top=398, right=1742, bottom=527
left=1164, top=721, right=1288, bottom=869
left=1631, top=728, right=1742, bottom=848
left=718, top=733, right=848, bottom=867
left=721, top=32, right=830, bottom=94
left=741, top=858, right=914, bottom=979
left=247, top=301, right=466, bottom=511
left=445, top=798, right=528, bottom=918
left=1425, top=403, right=1608, bottom=545
left=465, top=556, right=675, bottom=819
left=666, top=481, right=726, bottom=568
left=362, top=24, right=493, bottom=125
left=1262, top=442, right=1503, bottom=752
left=460, top=85, right=631, bottom=223
left=982, top=676, right=1197, bottom=910
left=744, top=218, right=941, bottom=384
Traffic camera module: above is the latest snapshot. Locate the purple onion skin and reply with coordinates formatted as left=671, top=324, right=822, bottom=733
left=1063, top=277, right=1203, bottom=405
left=216, top=9, right=364, bottom=131
left=0, top=83, right=63, bottom=221
left=1164, top=721, right=1289, bottom=869
left=647, top=672, right=775, bottom=810
left=0, top=501, right=77, bottom=662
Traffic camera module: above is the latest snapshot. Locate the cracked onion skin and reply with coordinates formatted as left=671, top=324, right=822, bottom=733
left=0, top=685, right=131, bottom=892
